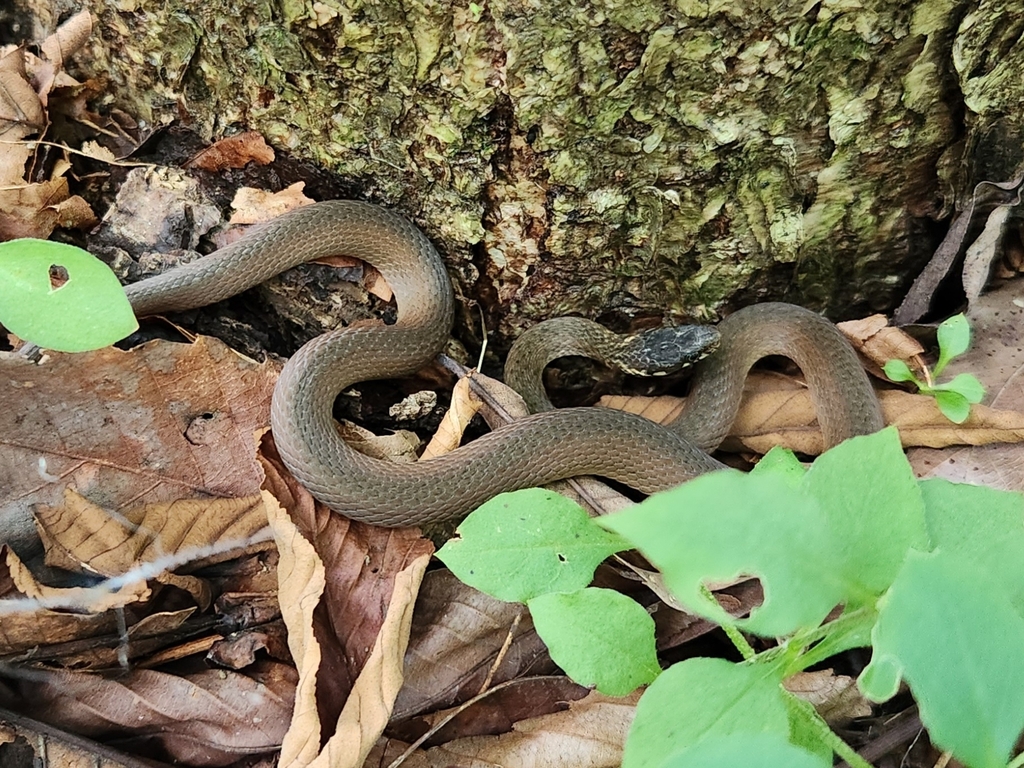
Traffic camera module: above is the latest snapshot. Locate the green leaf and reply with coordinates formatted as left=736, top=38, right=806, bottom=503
left=659, top=734, right=828, bottom=768
left=921, top=478, right=1024, bottom=614
left=861, top=550, right=1024, bottom=768
left=528, top=588, right=660, bottom=696
left=751, top=445, right=806, bottom=486
left=0, top=238, right=137, bottom=351
left=800, top=427, right=928, bottom=601
left=599, top=470, right=847, bottom=637
left=622, top=658, right=790, bottom=768
left=934, top=313, right=970, bottom=376
left=883, top=358, right=919, bottom=384
left=932, top=372, right=985, bottom=403
left=933, top=389, right=970, bottom=423
left=436, top=488, right=627, bottom=602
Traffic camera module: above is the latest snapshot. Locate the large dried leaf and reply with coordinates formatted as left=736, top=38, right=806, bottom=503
left=421, top=689, right=639, bottom=767
left=390, top=677, right=589, bottom=746
left=601, top=371, right=1024, bottom=456
left=0, top=545, right=120, bottom=653
left=12, top=663, right=295, bottom=766
left=0, top=336, right=278, bottom=553
left=0, top=177, right=70, bottom=240
left=317, top=551, right=428, bottom=768
left=35, top=488, right=269, bottom=577
left=394, top=569, right=556, bottom=721
left=0, top=48, right=44, bottom=140
left=260, top=434, right=433, bottom=767
left=186, top=131, right=275, bottom=172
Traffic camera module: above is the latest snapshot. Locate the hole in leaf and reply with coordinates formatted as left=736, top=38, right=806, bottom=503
left=557, top=553, right=567, bottom=562
left=48, top=264, right=69, bottom=291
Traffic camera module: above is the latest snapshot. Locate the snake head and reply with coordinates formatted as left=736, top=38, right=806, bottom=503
left=617, top=324, right=721, bottom=376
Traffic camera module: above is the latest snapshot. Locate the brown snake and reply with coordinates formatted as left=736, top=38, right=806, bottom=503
left=124, top=200, right=884, bottom=526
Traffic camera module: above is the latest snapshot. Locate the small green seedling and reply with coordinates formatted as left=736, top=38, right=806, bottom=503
left=0, top=238, right=137, bottom=352
left=440, top=428, right=1024, bottom=768
left=884, top=313, right=985, bottom=423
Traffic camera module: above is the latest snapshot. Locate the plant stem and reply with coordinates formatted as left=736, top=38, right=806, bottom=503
left=699, top=583, right=755, bottom=659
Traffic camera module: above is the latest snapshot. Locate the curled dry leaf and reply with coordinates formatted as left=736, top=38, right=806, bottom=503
left=338, top=421, right=421, bottom=462
left=0, top=48, right=45, bottom=139
left=35, top=488, right=270, bottom=579
left=837, top=314, right=925, bottom=376
left=0, top=12, right=95, bottom=239
left=228, top=182, right=315, bottom=225
left=784, top=669, right=872, bottom=725
left=259, top=433, right=433, bottom=767
left=0, top=336, right=279, bottom=554
left=38, top=10, right=93, bottom=85
left=186, top=131, right=276, bottom=172
left=963, top=205, right=1016, bottom=307
left=421, top=376, right=481, bottom=459
left=0, top=545, right=121, bottom=653
left=10, top=663, right=295, bottom=767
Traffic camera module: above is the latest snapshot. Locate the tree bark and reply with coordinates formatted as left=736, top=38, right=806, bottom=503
left=11, top=0, right=1024, bottom=345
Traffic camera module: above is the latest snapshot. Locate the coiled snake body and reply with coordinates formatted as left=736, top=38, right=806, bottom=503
left=125, top=201, right=884, bottom=526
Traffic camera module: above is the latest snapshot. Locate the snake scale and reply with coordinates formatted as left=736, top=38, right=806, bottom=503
left=124, top=200, right=884, bottom=526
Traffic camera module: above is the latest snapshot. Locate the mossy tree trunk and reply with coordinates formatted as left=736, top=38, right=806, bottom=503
left=11, top=0, right=1024, bottom=347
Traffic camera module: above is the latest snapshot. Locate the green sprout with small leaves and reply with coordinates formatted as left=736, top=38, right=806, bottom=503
left=883, top=313, right=985, bottom=423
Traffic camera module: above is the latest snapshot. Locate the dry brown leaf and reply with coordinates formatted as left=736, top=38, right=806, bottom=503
left=363, top=264, right=393, bottom=302
left=389, top=677, right=590, bottom=748
left=0, top=48, right=45, bottom=140
left=0, top=336, right=279, bottom=554
left=12, top=663, right=295, bottom=766
left=422, top=689, right=639, bottom=767
left=884, top=390, right=1024, bottom=448
left=0, top=177, right=70, bottom=239
left=259, top=433, right=434, bottom=760
left=393, top=569, right=556, bottom=721
left=837, top=314, right=925, bottom=375
left=264, top=487, right=327, bottom=768
left=0, top=706, right=142, bottom=768
left=35, top=489, right=269, bottom=578
left=53, top=193, right=98, bottom=229
left=229, top=182, right=315, bottom=224
left=186, top=131, right=276, bottom=172
left=0, top=545, right=121, bottom=653
left=421, top=376, right=481, bottom=459
left=39, top=10, right=93, bottom=73
left=266, top=479, right=430, bottom=768
left=79, top=139, right=119, bottom=163
left=964, top=204, right=1015, bottom=307
left=317, top=551, right=429, bottom=768
left=598, top=393, right=684, bottom=428
left=338, top=422, right=421, bottom=462
left=602, top=371, right=1024, bottom=456
left=784, top=669, right=872, bottom=724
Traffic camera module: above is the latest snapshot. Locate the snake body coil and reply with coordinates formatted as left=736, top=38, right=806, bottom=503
left=125, top=200, right=883, bottom=526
